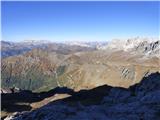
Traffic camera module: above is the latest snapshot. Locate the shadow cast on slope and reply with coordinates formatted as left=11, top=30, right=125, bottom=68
left=62, top=72, right=160, bottom=105
left=1, top=87, right=74, bottom=113
left=1, top=72, right=160, bottom=118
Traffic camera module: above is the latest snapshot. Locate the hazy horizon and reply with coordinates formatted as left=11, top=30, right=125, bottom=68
left=2, top=1, right=159, bottom=42
left=1, top=36, right=160, bottom=44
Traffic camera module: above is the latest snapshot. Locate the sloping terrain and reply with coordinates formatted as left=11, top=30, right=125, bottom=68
left=1, top=38, right=160, bottom=92
left=3, top=72, right=160, bottom=120
left=1, top=42, right=96, bottom=91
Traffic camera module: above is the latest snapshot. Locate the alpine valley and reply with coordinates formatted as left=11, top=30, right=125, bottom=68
left=1, top=37, right=160, bottom=120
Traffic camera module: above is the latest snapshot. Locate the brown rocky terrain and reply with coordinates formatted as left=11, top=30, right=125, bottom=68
left=1, top=38, right=160, bottom=92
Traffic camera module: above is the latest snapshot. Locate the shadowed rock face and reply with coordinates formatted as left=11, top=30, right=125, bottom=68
left=3, top=72, right=160, bottom=120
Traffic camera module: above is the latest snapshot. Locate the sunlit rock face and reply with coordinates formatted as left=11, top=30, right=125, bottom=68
left=98, top=37, right=160, bottom=55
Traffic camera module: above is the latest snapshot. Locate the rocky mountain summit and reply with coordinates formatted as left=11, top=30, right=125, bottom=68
left=4, top=72, right=160, bottom=120
left=98, top=37, right=160, bottom=57
left=135, top=40, right=160, bottom=57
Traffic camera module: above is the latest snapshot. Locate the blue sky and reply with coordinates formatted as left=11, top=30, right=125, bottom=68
left=1, top=1, right=159, bottom=42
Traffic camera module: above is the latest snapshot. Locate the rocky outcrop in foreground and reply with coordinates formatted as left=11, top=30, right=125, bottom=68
left=4, top=72, right=160, bottom=120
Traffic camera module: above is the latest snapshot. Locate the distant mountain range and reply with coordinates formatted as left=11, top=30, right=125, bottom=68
left=1, top=37, right=160, bottom=92
left=1, top=37, right=159, bottom=58
left=1, top=40, right=97, bottom=58
left=1, top=40, right=48, bottom=58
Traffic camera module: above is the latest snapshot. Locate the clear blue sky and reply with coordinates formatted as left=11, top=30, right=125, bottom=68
left=1, top=1, right=160, bottom=42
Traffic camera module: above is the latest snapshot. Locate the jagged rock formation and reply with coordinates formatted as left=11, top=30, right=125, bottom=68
left=98, top=37, right=160, bottom=57
left=3, top=72, right=160, bottom=120
left=135, top=40, right=160, bottom=57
